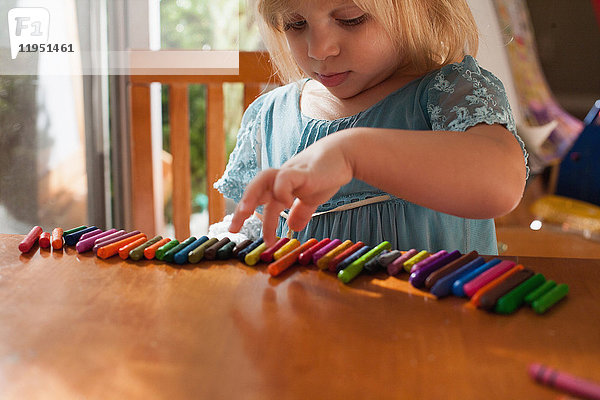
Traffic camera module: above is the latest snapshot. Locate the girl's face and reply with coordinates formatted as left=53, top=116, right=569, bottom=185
left=283, top=0, right=401, bottom=100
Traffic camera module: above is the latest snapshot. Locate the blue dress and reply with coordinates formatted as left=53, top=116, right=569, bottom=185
left=215, top=56, right=529, bottom=254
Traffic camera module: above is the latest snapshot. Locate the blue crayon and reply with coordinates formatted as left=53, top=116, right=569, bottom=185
left=335, top=246, right=372, bottom=273
left=452, top=258, right=502, bottom=297
left=64, top=226, right=98, bottom=246
left=429, top=257, right=485, bottom=298
left=236, top=238, right=264, bottom=261
left=173, top=236, right=209, bottom=265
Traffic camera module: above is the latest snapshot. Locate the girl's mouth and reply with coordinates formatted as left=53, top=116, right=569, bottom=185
left=316, top=71, right=350, bottom=87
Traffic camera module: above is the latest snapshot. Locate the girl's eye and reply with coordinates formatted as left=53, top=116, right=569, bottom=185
left=337, top=14, right=368, bottom=26
left=283, top=20, right=306, bottom=31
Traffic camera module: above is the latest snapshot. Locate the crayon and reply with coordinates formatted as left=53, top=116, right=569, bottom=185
left=156, top=239, right=180, bottom=260
left=164, top=237, right=197, bottom=263
left=232, top=239, right=253, bottom=257
left=119, top=237, right=149, bottom=259
left=429, top=257, right=486, bottom=298
left=237, top=238, right=264, bottom=261
left=64, top=226, right=98, bottom=246
left=329, top=241, right=365, bottom=272
left=188, top=238, right=219, bottom=264
left=335, top=245, right=371, bottom=273
left=298, top=238, right=331, bottom=265
left=525, top=280, right=557, bottom=305
left=531, top=283, right=569, bottom=314
left=97, top=233, right=147, bottom=259
left=410, top=250, right=448, bottom=274
left=495, top=273, right=546, bottom=314
left=79, top=228, right=103, bottom=242
left=312, top=239, right=342, bottom=265
left=528, top=363, right=600, bottom=400
left=173, top=236, right=208, bottom=264
left=387, top=248, right=417, bottom=276
left=92, top=230, right=127, bottom=253
left=367, top=250, right=402, bottom=273
left=76, top=229, right=118, bottom=253
left=216, top=241, right=237, bottom=260
left=62, top=225, right=87, bottom=236
left=268, top=238, right=318, bottom=277
left=451, top=258, right=503, bottom=297
left=51, top=227, right=64, bottom=249
left=94, top=231, right=138, bottom=254
left=18, top=226, right=43, bottom=253
left=144, top=238, right=171, bottom=260
left=38, top=232, right=51, bottom=248
left=338, top=241, right=392, bottom=284
left=260, top=237, right=290, bottom=263
left=409, top=250, right=461, bottom=288
left=476, top=267, right=533, bottom=310
left=463, top=260, right=516, bottom=298
left=470, top=265, right=526, bottom=308
left=363, top=250, right=390, bottom=274
left=403, top=250, right=430, bottom=273
left=204, top=238, right=231, bottom=260
left=425, top=250, right=478, bottom=289
left=129, top=235, right=163, bottom=261
left=317, top=240, right=353, bottom=270
left=273, top=239, right=300, bottom=260
left=245, top=242, right=269, bottom=266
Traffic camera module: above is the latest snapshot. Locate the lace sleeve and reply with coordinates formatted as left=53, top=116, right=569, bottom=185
left=426, top=55, right=529, bottom=177
left=213, top=95, right=264, bottom=203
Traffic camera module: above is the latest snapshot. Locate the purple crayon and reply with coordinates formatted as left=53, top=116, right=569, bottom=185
left=76, top=229, right=118, bottom=253
left=409, top=250, right=461, bottom=288
left=312, top=239, right=342, bottom=264
left=92, top=230, right=127, bottom=253
left=410, top=250, right=448, bottom=273
left=93, top=230, right=141, bottom=254
left=79, top=228, right=103, bottom=242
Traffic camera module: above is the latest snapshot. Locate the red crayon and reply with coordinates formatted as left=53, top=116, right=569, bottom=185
left=260, top=237, right=290, bottom=263
left=38, top=232, right=52, bottom=248
left=19, top=226, right=43, bottom=253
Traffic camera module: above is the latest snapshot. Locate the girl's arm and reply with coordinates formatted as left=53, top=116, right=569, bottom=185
left=230, top=124, right=526, bottom=246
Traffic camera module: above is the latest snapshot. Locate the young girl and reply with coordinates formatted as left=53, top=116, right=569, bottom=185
left=215, top=0, right=529, bottom=254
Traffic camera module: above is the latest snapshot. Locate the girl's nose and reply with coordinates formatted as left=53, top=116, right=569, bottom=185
left=307, top=27, right=340, bottom=60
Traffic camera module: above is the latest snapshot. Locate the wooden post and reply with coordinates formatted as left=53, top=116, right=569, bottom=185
left=206, top=83, right=226, bottom=225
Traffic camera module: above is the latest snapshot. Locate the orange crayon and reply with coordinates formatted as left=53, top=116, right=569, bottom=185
left=51, top=228, right=64, bottom=249
left=97, top=233, right=147, bottom=259
left=119, top=237, right=148, bottom=260
left=144, top=238, right=171, bottom=260
left=268, top=239, right=318, bottom=277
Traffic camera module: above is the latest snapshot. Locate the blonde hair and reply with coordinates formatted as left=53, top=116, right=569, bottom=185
left=252, top=0, right=479, bottom=84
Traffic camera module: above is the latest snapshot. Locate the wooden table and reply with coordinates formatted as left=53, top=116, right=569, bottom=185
left=1, top=234, right=599, bottom=399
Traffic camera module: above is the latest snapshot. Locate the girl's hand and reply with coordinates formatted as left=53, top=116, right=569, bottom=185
left=229, top=132, right=354, bottom=247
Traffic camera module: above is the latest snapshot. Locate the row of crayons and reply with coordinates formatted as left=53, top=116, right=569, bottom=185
left=18, top=225, right=568, bottom=315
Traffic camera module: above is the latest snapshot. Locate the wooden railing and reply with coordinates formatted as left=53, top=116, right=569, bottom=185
left=128, top=51, right=279, bottom=238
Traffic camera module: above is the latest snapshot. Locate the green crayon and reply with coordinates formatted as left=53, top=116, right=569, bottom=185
left=62, top=225, right=87, bottom=236
left=188, top=238, right=219, bottom=264
left=216, top=241, right=236, bottom=260
left=495, top=273, right=545, bottom=314
left=524, top=280, right=556, bottom=305
left=156, top=239, right=180, bottom=261
left=532, top=283, right=569, bottom=314
left=338, top=241, right=392, bottom=284
left=129, top=235, right=163, bottom=261
left=163, top=237, right=196, bottom=263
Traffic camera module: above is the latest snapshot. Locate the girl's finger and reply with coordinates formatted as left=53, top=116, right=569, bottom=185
left=229, top=169, right=278, bottom=232
left=287, top=198, right=317, bottom=232
left=262, top=200, right=286, bottom=247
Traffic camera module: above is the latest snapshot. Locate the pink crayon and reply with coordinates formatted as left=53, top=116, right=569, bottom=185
left=92, top=230, right=126, bottom=253
left=463, top=260, right=516, bottom=298
left=387, top=249, right=418, bottom=276
left=529, top=363, right=600, bottom=400
left=79, top=228, right=103, bottom=242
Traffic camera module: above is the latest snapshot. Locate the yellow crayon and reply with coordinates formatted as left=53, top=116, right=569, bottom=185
left=273, top=239, right=300, bottom=260
left=245, top=242, right=269, bottom=266
left=403, top=250, right=430, bottom=273
left=317, top=240, right=353, bottom=270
